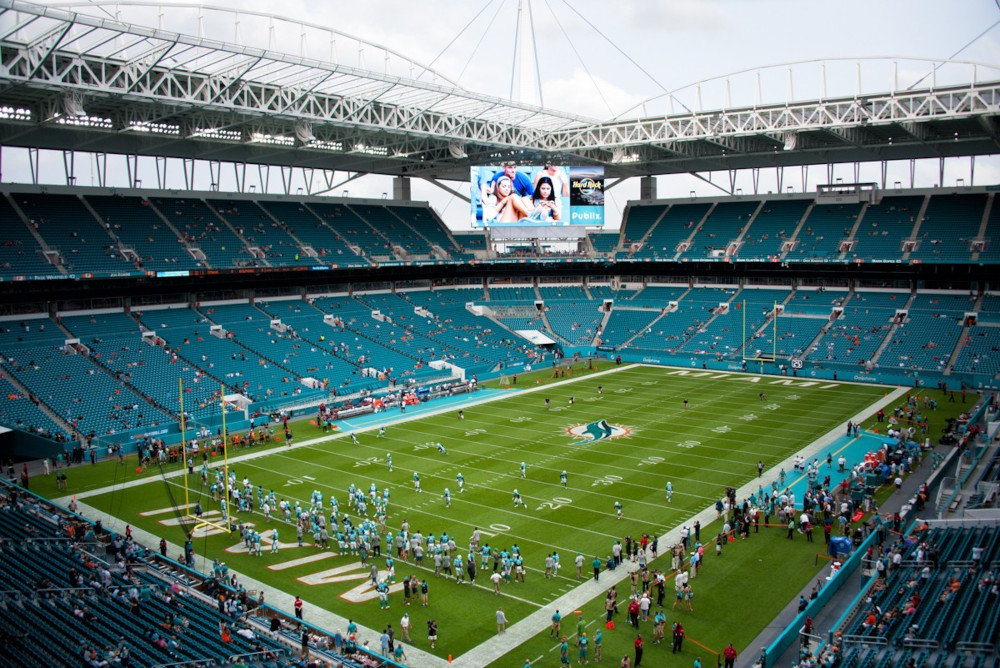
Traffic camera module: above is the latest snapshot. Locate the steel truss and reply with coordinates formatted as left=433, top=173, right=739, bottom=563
left=0, top=0, right=997, bottom=181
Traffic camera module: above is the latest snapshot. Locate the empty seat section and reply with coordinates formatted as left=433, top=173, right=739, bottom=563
left=622, top=285, right=686, bottom=309
left=953, top=325, right=1000, bottom=378
left=0, top=375, right=72, bottom=440
left=62, top=311, right=219, bottom=420
left=877, top=311, right=961, bottom=373
left=85, top=195, right=199, bottom=272
left=307, top=202, right=393, bottom=259
left=453, top=233, right=487, bottom=257
left=628, top=287, right=724, bottom=352
left=0, top=346, right=162, bottom=436
left=790, top=202, right=863, bottom=261
left=207, top=199, right=311, bottom=267
left=738, top=199, right=809, bottom=260
left=680, top=200, right=758, bottom=260
left=849, top=195, right=922, bottom=262
left=818, top=291, right=907, bottom=369
left=978, top=199, right=1000, bottom=262
left=600, top=309, right=662, bottom=347
left=17, top=193, right=137, bottom=276
left=0, top=196, right=59, bottom=279
left=351, top=204, right=431, bottom=257
left=156, top=197, right=256, bottom=269
left=257, top=201, right=361, bottom=266
left=681, top=289, right=787, bottom=358
left=632, top=203, right=710, bottom=260
left=489, top=286, right=537, bottom=302
left=545, top=301, right=603, bottom=345
left=538, top=285, right=588, bottom=302
left=909, top=194, right=985, bottom=262
left=391, top=206, right=462, bottom=258
left=587, top=285, right=616, bottom=301
left=616, top=204, right=669, bottom=259
left=589, top=232, right=620, bottom=255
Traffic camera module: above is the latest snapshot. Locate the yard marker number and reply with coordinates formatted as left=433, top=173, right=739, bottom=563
left=591, top=474, right=623, bottom=487
left=536, top=496, right=573, bottom=511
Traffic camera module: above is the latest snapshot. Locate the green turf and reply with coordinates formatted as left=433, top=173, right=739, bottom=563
left=503, top=526, right=829, bottom=668
left=75, top=365, right=900, bottom=663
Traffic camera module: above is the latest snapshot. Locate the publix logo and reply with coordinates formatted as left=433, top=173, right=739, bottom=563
left=566, top=419, right=632, bottom=442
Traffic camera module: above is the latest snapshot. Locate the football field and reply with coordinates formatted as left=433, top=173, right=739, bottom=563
left=74, top=364, right=890, bottom=664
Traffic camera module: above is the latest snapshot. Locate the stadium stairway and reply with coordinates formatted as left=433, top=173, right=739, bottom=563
left=867, top=291, right=917, bottom=368
left=943, top=293, right=984, bottom=377
left=777, top=201, right=816, bottom=261
left=798, top=289, right=854, bottom=363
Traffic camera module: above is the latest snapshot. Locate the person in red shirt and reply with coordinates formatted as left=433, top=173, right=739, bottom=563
left=723, top=642, right=737, bottom=668
left=294, top=596, right=303, bottom=619
left=672, top=621, right=685, bottom=653
left=633, top=634, right=644, bottom=667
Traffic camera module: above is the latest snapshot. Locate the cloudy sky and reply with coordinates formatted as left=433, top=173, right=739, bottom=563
left=11, top=0, right=1000, bottom=229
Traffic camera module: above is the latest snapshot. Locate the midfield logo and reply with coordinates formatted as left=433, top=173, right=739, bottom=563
left=566, top=420, right=632, bottom=442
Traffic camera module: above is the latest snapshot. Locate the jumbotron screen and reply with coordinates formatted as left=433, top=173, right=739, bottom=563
left=470, top=163, right=604, bottom=227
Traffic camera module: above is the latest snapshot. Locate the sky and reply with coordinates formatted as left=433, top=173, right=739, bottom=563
left=6, top=0, right=1000, bottom=230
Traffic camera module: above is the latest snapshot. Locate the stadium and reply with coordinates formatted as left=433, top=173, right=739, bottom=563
left=0, top=1, right=998, bottom=667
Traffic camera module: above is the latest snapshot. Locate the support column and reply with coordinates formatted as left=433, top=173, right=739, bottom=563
left=393, top=176, right=412, bottom=201
left=639, top=176, right=656, bottom=201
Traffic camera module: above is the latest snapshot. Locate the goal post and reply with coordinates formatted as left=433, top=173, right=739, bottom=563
left=179, top=380, right=233, bottom=535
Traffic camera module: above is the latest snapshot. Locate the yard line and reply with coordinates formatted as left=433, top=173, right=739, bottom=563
left=156, top=474, right=603, bottom=589
left=297, top=436, right=720, bottom=504
left=242, top=455, right=627, bottom=539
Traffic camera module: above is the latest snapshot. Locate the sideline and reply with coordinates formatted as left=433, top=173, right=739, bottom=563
left=450, top=384, right=908, bottom=666
left=58, top=369, right=906, bottom=667
left=58, top=365, right=638, bottom=505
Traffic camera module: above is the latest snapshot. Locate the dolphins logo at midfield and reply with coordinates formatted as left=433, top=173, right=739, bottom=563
left=566, top=420, right=631, bottom=442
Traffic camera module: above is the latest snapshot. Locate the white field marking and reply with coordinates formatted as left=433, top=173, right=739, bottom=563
left=155, top=476, right=593, bottom=584
left=296, top=562, right=380, bottom=586
left=139, top=504, right=194, bottom=516
left=396, top=394, right=868, bottom=463
left=297, top=560, right=542, bottom=608
left=58, top=366, right=640, bottom=505
left=267, top=552, right=338, bottom=571
left=249, top=454, right=624, bottom=540
left=660, top=362, right=903, bottom=391
left=255, top=453, right=647, bottom=529
left=296, top=436, right=718, bottom=505
left=402, top=375, right=878, bottom=449
left=224, top=536, right=300, bottom=554
left=321, top=408, right=761, bottom=497
left=402, top=434, right=759, bottom=495
left=156, top=511, right=229, bottom=537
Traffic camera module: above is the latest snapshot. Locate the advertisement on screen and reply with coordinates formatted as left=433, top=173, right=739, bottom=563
left=470, top=163, right=604, bottom=227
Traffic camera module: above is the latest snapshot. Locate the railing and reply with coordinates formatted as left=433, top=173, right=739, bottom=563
left=956, top=641, right=995, bottom=654
left=228, top=648, right=288, bottom=662
left=151, top=659, right=217, bottom=668
left=36, top=586, right=106, bottom=596
left=842, top=635, right=889, bottom=647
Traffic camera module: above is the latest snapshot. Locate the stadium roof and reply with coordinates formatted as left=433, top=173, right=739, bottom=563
left=0, top=0, right=998, bottom=182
